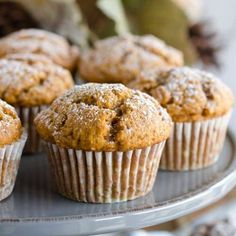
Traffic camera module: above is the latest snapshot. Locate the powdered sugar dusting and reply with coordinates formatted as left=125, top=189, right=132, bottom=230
left=0, top=29, right=79, bottom=70
left=53, top=83, right=171, bottom=124
left=35, top=83, right=172, bottom=151
left=130, top=67, right=234, bottom=122
left=0, top=99, right=22, bottom=147
left=0, top=58, right=74, bottom=106
left=80, top=34, right=183, bottom=84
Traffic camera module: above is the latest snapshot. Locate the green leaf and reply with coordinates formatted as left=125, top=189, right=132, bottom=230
left=97, top=0, right=129, bottom=34
left=123, top=0, right=197, bottom=64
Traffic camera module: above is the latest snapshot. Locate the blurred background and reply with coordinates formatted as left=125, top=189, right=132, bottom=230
left=0, top=0, right=236, bottom=235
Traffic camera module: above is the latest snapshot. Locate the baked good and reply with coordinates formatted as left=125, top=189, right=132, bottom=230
left=128, top=67, right=233, bottom=121
left=4, top=53, right=54, bottom=66
left=35, top=83, right=171, bottom=150
left=128, top=67, right=234, bottom=170
left=79, top=34, right=183, bottom=84
left=0, top=58, right=74, bottom=153
left=0, top=58, right=74, bottom=106
left=0, top=29, right=79, bottom=71
left=35, top=83, right=172, bottom=203
left=0, top=99, right=27, bottom=201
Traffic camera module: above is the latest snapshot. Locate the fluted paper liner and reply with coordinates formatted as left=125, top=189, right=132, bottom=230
left=45, top=141, right=166, bottom=203
left=0, top=132, right=27, bottom=201
left=160, top=112, right=231, bottom=171
left=15, top=106, right=48, bottom=154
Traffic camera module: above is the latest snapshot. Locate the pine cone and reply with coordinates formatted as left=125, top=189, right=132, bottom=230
left=189, top=22, right=221, bottom=68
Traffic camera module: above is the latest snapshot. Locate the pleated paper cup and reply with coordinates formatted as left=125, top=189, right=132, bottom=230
left=45, top=141, right=166, bottom=203
left=15, top=106, right=48, bottom=154
left=0, top=131, right=27, bottom=201
left=160, top=111, right=232, bottom=171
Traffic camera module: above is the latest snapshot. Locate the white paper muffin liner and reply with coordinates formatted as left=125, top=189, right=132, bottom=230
left=160, top=112, right=232, bottom=171
left=45, top=141, right=166, bottom=203
left=15, top=106, right=48, bottom=154
left=0, top=132, right=27, bottom=201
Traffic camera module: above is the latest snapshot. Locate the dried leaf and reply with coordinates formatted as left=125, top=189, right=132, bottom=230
left=77, top=0, right=116, bottom=38
left=1, top=0, right=90, bottom=48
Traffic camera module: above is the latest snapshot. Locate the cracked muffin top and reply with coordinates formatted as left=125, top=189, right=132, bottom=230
left=0, top=58, right=74, bottom=107
left=34, top=83, right=172, bottom=151
left=0, top=99, right=22, bottom=147
left=0, top=29, right=79, bottom=71
left=128, top=67, right=234, bottom=122
left=79, top=34, right=183, bottom=84
left=5, top=53, right=54, bottom=66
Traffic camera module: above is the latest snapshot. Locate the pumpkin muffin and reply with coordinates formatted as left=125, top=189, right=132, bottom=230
left=79, top=34, right=183, bottom=84
left=0, top=58, right=74, bottom=153
left=5, top=53, right=54, bottom=66
left=128, top=67, right=234, bottom=170
left=0, top=29, right=79, bottom=71
left=0, top=99, right=27, bottom=201
left=35, top=83, right=172, bottom=203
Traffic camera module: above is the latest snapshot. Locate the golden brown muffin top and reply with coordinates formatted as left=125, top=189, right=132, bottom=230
left=5, top=53, right=54, bottom=66
left=0, top=59, right=74, bottom=107
left=0, top=29, right=79, bottom=71
left=128, top=67, right=234, bottom=122
left=0, top=99, right=22, bottom=147
left=79, top=34, right=183, bottom=84
left=35, top=83, right=172, bottom=151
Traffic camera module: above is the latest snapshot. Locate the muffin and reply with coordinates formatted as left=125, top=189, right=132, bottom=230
left=79, top=34, right=183, bottom=84
left=0, top=99, right=27, bottom=201
left=35, top=83, right=172, bottom=203
left=128, top=67, right=234, bottom=171
left=4, top=53, right=54, bottom=66
left=0, top=58, right=74, bottom=153
left=0, top=29, right=79, bottom=72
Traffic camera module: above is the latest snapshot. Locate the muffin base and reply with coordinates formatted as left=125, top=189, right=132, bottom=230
left=15, top=105, right=48, bottom=154
left=45, top=141, right=166, bottom=203
left=160, top=112, right=231, bottom=171
left=0, top=132, right=27, bottom=201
